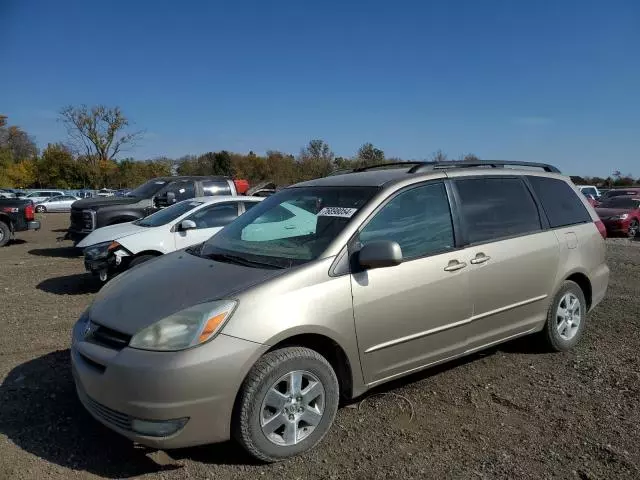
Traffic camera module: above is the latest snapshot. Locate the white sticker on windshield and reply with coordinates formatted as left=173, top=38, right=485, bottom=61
left=155, top=181, right=166, bottom=184
left=179, top=188, right=185, bottom=193
left=317, top=207, right=357, bottom=218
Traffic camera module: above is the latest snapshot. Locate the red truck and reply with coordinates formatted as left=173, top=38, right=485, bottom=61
left=0, top=198, right=40, bottom=247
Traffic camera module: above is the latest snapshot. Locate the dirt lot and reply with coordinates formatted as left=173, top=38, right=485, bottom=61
left=1, top=213, right=639, bottom=480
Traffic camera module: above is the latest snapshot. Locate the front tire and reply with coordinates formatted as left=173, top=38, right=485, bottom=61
left=541, top=280, right=587, bottom=352
left=628, top=219, right=639, bottom=239
left=35, top=205, right=46, bottom=213
left=128, top=254, right=157, bottom=269
left=233, top=347, right=339, bottom=462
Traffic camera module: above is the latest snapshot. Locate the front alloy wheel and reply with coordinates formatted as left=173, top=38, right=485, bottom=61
left=628, top=219, right=639, bottom=238
left=35, top=205, right=46, bottom=213
left=260, top=370, right=326, bottom=446
left=234, top=347, right=339, bottom=462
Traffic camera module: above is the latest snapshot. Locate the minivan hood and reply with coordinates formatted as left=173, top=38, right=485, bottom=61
left=76, top=222, right=148, bottom=247
left=89, top=251, right=286, bottom=335
left=73, top=196, right=140, bottom=209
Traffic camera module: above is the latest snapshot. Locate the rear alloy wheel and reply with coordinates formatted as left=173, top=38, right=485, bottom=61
left=234, top=347, right=339, bottom=462
left=628, top=219, right=639, bottom=239
left=35, top=205, right=46, bottom=213
left=541, top=280, right=587, bottom=352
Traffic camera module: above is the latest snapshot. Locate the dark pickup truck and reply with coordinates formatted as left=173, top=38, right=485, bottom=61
left=66, top=176, right=244, bottom=244
left=0, top=198, right=40, bottom=247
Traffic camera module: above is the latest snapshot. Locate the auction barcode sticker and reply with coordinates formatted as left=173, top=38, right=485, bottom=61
left=317, top=207, right=358, bottom=218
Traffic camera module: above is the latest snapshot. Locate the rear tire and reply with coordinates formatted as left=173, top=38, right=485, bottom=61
left=541, top=280, right=587, bottom=352
left=628, top=219, right=639, bottom=239
left=0, top=221, right=10, bottom=247
left=233, top=347, right=339, bottom=462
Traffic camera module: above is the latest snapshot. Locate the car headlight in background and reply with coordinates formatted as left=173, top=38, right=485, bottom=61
left=610, top=214, right=629, bottom=220
left=129, top=300, right=237, bottom=351
left=84, top=240, right=122, bottom=260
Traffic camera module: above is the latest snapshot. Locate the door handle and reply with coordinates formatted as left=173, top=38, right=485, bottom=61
left=284, top=225, right=296, bottom=230
left=444, top=260, right=467, bottom=272
left=470, top=253, right=491, bottom=264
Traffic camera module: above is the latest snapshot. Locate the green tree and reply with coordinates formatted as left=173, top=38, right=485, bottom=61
left=356, top=142, right=385, bottom=167
left=298, top=139, right=334, bottom=180
left=0, top=115, right=38, bottom=165
left=36, top=143, right=80, bottom=188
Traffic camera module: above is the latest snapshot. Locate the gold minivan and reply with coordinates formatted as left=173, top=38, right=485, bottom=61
left=71, top=161, right=609, bottom=461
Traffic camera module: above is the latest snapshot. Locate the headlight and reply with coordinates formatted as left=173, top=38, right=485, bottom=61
left=611, top=214, right=629, bottom=220
left=84, top=241, right=121, bottom=259
left=129, top=300, right=237, bottom=351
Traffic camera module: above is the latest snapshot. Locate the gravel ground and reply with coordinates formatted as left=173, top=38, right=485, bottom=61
left=1, top=213, right=639, bottom=480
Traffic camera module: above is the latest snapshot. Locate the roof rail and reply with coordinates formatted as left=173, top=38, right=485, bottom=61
left=407, top=160, right=560, bottom=174
left=326, top=168, right=354, bottom=176
left=353, top=161, right=425, bottom=173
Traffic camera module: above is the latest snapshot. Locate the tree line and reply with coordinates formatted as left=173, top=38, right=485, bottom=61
left=0, top=106, right=636, bottom=190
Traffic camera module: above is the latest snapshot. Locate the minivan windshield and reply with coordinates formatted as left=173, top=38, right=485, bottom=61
left=199, top=186, right=379, bottom=268
left=126, top=179, right=168, bottom=198
left=599, top=197, right=640, bottom=209
left=135, top=200, right=203, bottom=227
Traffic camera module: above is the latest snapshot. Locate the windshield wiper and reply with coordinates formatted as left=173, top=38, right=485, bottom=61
left=206, top=253, right=284, bottom=269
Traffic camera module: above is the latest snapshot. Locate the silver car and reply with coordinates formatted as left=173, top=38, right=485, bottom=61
left=71, top=161, right=609, bottom=462
left=34, top=195, right=79, bottom=212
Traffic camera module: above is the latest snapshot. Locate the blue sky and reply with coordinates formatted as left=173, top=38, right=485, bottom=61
left=1, top=0, right=638, bottom=177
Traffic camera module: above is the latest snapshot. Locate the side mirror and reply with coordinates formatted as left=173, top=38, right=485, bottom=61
left=357, top=240, right=403, bottom=270
left=166, top=191, right=176, bottom=205
left=180, top=219, right=197, bottom=231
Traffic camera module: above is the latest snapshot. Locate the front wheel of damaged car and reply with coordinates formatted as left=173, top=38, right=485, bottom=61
left=233, top=347, right=339, bottom=462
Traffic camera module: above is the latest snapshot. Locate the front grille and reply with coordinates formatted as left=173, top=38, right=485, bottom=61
left=80, top=388, right=132, bottom=431
left=88, top=325, right=132, bottom=351
left=70, top=208, right=95, bottom=231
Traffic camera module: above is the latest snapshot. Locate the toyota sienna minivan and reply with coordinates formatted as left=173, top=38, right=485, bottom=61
left=71, top=161, right=609, bottom=462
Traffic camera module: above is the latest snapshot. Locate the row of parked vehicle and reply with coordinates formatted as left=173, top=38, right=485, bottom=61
left=63, top=161, right=612, bottom=462
left=577, top=185, right=640, bottom=238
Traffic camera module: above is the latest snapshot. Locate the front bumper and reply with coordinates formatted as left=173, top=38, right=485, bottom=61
left=71, top=320, right=268, bottom=448
left=27, top=220, right=40, bottom=231
left=84, top=254, right=124, bottom=280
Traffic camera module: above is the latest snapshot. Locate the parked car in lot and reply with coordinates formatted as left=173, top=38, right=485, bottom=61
left=71, top=161, right=609, bottom=462
left=34, top=194, right=79, bottom=213
left=79, top=196, right=263, bottom=281
left=67, top=176, right=249, bottom=245
left=576, top=185, right=601, bottom=199
left=595, top=196, right=640, bottom=238
left=0, top=198, right=40, bottom=246
left=596, top=188, right=640, bottom=206
left=24, top=190, right=65, bottom=204
left=0, top=188, right=16, bottom=199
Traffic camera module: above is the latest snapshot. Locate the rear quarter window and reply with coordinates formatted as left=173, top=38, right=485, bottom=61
left=527, top=176, right=592, bottom=228
left=454, top=177, right=542, bottom=244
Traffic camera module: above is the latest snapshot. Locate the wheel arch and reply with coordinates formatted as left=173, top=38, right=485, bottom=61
left=265, top=333, right=355, bottom=402
left=107, top=216, right=139, bottom=226
left=564, top=271, right=592, bottom=311
left=132, top=249, right=164, bottom=258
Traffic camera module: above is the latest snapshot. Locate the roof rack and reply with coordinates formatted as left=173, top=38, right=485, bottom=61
left=353, top=161, right=425, bottom=173
left=407, top=160, right=560, bottom=174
